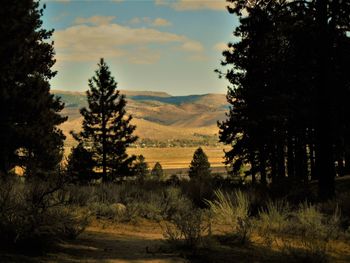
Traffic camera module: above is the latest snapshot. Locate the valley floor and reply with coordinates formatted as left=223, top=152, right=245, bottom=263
left=2, top=219, right=350, bottom=263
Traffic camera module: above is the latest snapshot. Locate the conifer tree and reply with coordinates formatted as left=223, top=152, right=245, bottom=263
left=151, top=162, right=164, bottom=181
left=0, top=0, right=66, bottom=177
left=66, top=143, right=96, bottom=184
left=219, top=0, right=350, bottom=199
left=189, top=147, right=211, bottom=180
left=74, top=58, right=137, bottom=181
left=134, top=155, right=149, bottom=181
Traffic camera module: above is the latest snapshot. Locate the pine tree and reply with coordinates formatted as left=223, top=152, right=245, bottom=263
left=188, top=147, right=211, bottom=180
left=66, top=143, right=96, bottom=184
left=219, top=0, right=350, bottom=199
left=134, top=155, right=149, bottom=181
left=151, top=162, right=164, bottom=181
left=0, top=0, right=66, bottom=177
left=74, top=58, right=137, bottom=181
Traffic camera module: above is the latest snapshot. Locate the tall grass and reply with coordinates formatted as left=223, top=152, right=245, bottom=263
left=206, top=189, right=251, bottom=243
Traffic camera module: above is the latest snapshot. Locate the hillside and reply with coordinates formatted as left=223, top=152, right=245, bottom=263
left=52, top=90, right=228, bottom=147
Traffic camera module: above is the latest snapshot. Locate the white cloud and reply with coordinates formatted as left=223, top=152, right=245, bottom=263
left=155, top=0, right=227, bottom=11
left=129, top=17, right=172, bottom=27
left=128, top=48, right=161, bottom=64
left=181, top=41, right=204, bottom=52
left=74, top=16, right=116, bottom=26
left=129, top=17, right=141, bottom=24
left=54, top=23, right=204, bottom=64
left=152, top=18, right=172, bottom=27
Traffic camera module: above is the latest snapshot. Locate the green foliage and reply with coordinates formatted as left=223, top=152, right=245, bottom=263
left=73, top=58, right=137, bottom=181
left=0, top=0, right=66, bottom=176
left=188, top=147, right=211, bottom=180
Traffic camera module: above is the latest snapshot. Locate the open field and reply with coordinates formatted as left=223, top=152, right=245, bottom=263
left=64, top=146, right=229, bottom=171
left=128, top=146, right=228, bottom=169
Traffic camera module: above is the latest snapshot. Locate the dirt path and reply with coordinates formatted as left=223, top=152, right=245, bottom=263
left=44, top=220, right=188, bottom=263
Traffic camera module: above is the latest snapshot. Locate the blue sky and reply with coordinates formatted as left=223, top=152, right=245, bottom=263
left=42, top=0, right=238, bottom=95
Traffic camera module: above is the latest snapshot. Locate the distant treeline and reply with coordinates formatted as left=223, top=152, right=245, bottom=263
left=132, top=134, right=220, bottom=148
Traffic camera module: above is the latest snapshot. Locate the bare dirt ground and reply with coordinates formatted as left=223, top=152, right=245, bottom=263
left=42, top=220, right=187, bottom=263
left=1, top=218, right=350, bottom=262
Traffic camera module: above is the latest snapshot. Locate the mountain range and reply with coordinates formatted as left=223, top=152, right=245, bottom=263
left=52, top=90, right=228, bottom=147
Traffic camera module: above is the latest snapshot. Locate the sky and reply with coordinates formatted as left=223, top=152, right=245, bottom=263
left=41, top=0, right=239, bottom=95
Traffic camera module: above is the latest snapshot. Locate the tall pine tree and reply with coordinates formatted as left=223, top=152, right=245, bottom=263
left=74, top=58, right=137, bottom=181
left=0, top=0, right=66, bottom=177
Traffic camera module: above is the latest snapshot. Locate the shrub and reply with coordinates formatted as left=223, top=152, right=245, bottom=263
left=257, top=200, right=290, bottom=245
left=162, top=205, right=209, bottom=249
left=206, top=189, right=251, bottom=243
left=64, top=185, right=95, bottom=206
left=0, top=176, right=88, bottom=252
left=292, top=202, right=340, bottom=259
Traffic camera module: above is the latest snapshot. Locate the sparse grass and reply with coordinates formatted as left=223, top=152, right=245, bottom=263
left=206, top=189, right=251, bottom=244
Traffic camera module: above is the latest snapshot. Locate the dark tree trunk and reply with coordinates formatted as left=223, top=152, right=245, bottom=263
left=315, top=0, right=336, bottom=200
left=295, top=138, right=308, bottom=182
left=277, top=143, right=286, bottom=179
left=287, top=134, right=295, bottom=178
left=309, top=142, right=317, bottom=180
left=259, top=148, right=267, bottom=185
left=250, top=153, right=257, bottom=184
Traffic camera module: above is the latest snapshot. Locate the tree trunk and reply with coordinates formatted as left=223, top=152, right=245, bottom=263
left=259, top=148, right=267, bottom=185
left=287, top=134, right=295, bottom=178
left=315, top=0, right=336, bottom=200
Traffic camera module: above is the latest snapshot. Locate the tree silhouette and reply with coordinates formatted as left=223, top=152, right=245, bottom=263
left=219, top=0, right=350, bottom=199
left=189, top=147, right=211, bottom=180
left=73, top=58, right=137, bottom=181
left=66, top=143, right=96, bottom=184
left=134, top=155, right=149, bottom=182
left=0, top=0, right=66, bottom=177
left=151, top=162, right=164, bottom=181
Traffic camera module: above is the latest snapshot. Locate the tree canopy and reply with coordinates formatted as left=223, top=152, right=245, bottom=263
left=73, top=58, right=137, bottom=181
left=218, top=0, right=350, bottom=199
left=0, top=0, right=66, bottom=177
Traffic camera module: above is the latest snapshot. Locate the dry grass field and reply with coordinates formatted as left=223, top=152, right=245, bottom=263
left=128, top=146, right=228, bottom=169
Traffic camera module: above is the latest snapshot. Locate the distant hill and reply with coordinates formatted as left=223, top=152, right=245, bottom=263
left=52, top=90, right=228, bottom=147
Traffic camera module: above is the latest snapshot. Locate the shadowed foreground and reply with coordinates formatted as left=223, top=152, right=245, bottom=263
left=1, top=221, right=187, bottom=263
left=1, top=218, right=350, bottom=263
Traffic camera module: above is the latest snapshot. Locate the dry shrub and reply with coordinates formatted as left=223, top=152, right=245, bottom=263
left=256, top=200, right=341, bottom=262
left=162, top=205, right=210, bottom=249
left=0, top=176, right=89, bottom=252
left=206, top=189, right=251, bottom=243
left=257, top=200, right=290, bottom=246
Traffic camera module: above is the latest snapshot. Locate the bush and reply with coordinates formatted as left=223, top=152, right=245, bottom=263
left=0, top=176, right=88, bottom=252
left=162, top=204, right=209, bottom=249
left=257, top=200, right=290, bottom=245
left=289, top=202, right=341, bottom=261
left=256, top=200, right=341, bottom=262
left=206, top=189, right=251, bottom=244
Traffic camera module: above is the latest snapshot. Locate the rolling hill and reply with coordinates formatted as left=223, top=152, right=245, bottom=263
left=52, top=90, right=228, bottom=147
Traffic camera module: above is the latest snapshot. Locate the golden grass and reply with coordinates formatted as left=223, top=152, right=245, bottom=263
left=128, top=146, right=228, bottom=169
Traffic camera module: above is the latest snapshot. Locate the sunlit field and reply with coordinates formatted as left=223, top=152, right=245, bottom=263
left=128, top=146, right=228, bottom=169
